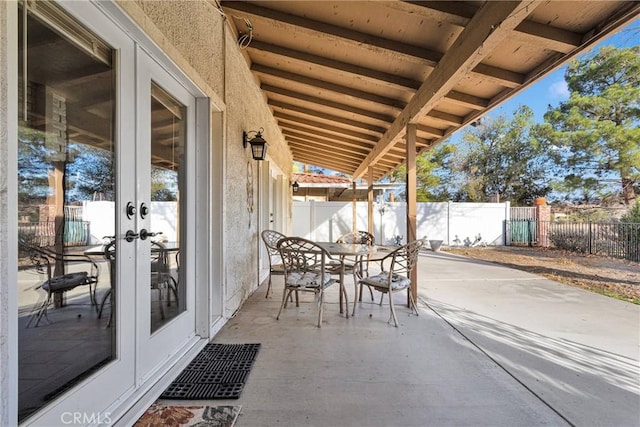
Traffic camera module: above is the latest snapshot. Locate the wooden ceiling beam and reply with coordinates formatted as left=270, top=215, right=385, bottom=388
left=252, top=42, right=489, bottom=109
left=223, top=1, right=442, bottom=65
left=278, top=121, right=376, bottom=146
left=248, top=40, right=420, bottom=92
left=282, top=129, right=373, bottom=153
left=252, top=63, right=406, bottom=110
left=445, top=90, right=489, bottom=110
left=262, top=84, right=395, bottom=124
left=292, top=152, right=358, bottom=174
left=289, top=136, right=400, bottom=169
left=289, top=141, right=365, bottom=167
left=274, top=111, right=381, bottom=142
left=224, top=1, right=525, bottom=88
left=284, top=131, right=371, bottom=157
left=426, top=110, right=464, bottom=127
left=353, top=1, right=538, bottom=179
left=269, top=100, right=387, bottom=134
left=416, top=124, right=445, bottom=138
left=394, top=1, right=582, bottom=53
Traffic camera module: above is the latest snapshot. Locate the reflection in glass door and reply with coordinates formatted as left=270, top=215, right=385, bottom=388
left=16, top=3, right=116, bottom=422
left=149, top=83, right=186, bottom=332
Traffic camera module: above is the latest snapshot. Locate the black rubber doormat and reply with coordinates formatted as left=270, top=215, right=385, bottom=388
left=160, top=343, right=261, bottom=400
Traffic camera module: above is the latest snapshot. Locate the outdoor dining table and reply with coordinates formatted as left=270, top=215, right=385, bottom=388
left=315, top=242, right=394, bottom=317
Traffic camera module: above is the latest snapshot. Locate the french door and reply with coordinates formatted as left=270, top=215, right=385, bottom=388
left=134, top=49, right=197, bottom=382
left=16, top=3, right=199, bottom=424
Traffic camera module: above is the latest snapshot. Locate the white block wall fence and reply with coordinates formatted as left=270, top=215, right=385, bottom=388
left=291, top=201, right=511, bottom=247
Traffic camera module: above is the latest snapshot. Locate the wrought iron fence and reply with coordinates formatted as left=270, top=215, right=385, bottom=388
left=18, top=220, right=90, bottom=248
left=508, top=220, right=640, bottom=262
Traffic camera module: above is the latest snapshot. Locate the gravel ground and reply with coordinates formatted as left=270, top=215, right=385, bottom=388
left=444, top=246, right=640, bottom=304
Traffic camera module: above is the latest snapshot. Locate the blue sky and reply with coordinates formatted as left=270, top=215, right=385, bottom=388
left=298, top=20, right=639, bottom=177
left=480, top=20, right=639, bottom=124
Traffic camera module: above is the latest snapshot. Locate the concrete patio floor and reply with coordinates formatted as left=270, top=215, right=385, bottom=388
left=188, top=251, right=640, bottom=427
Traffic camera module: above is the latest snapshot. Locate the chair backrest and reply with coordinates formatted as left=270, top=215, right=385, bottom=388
left=277, top=237, right=330, bottom=275
left=261, top=230, right=286, bottom=262
left=336, top=231, right=375, bottom=245
left=388, top=239, right=426, bottom=276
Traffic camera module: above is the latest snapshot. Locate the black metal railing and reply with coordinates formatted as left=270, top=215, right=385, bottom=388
left=508, top=220, right=640, bottom=262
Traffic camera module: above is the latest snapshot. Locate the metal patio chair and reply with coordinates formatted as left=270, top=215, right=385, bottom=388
left=352, top=239, right=425, bottom=327
left=277, top=237, right=346, bottom=327
left=261, top=229, right=288, bottom=299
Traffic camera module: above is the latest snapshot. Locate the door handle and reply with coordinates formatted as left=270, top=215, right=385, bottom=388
left=139, top=229, right=162, bottom=240
left=125, top=230, right=139, bottom=242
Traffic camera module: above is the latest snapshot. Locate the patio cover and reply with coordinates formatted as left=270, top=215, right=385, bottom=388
left=220, top=1, right=639, bottom=181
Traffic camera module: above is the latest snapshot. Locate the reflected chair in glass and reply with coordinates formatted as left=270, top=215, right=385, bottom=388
left=277, top=237, right=346, bottom=327
left=352, top=239, right=425, bottom=327
left=98, top=240, right=115, bottom=327
left=150, top=241, right=178, bottom=319
left=20, top=241, right=100, bottom=327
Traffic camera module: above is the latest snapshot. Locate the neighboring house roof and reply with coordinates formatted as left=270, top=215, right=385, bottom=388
left=292, top=172, right=402, bottom=201
left=292, top=172, right=352, bottom=186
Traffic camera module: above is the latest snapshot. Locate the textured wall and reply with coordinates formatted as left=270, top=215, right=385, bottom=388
left=132, top=0, right=225, bottom=98
left=117, top=1, right=293, bottom=316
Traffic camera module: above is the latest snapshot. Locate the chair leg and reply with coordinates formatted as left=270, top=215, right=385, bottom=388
left=265, top=273, right=272, bottom=298
left=388, top=292, right=399, bottom=327
left=408, top=289, right=419, bottom=316
left=157, top=288, right=165, bottom=319
left=167, top=277, right=178, bottom=307
left=276, top=288, right=291, bottom=320
left=317, top=290, right=324, bottom=327
left=98, top=289, right=112, bottom=319
left=27, top=292, right=52, bottom=328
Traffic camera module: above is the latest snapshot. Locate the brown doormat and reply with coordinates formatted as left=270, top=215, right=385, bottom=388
left=134, top=403, right=241, bottom=427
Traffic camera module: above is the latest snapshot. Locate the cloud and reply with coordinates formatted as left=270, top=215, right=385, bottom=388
left=548, top=80, right=569, bottom=99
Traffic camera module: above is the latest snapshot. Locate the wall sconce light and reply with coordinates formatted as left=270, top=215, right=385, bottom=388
left=243, top=128, right=268, bottom=161
left=292, top=181, right=300, bottom=193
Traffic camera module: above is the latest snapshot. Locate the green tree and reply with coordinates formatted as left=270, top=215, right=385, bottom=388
left=539, top=46, right=640, bottom=205
left=621, top=200, right=640, bottom=223
left=389, top=142, right=456, bottom=202
left=453, top=105, right=552, bottom=205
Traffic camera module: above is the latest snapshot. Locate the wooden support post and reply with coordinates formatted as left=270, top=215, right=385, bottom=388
left=352, top=181, right=357, bottom=232
left=368, top=166, right=374, bottom=238
left=406, top=124, right=417, bottom=303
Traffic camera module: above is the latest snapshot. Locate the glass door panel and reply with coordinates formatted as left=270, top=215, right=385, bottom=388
left=149, top=83, right=186, bottom=333
left=16, top=3, right=123, bottom=422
